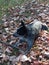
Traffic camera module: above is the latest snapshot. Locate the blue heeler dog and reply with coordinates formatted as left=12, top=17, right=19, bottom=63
left=13, top=19, right=48, bottom=54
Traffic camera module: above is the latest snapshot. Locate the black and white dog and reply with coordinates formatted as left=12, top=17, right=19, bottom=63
left=13, top=20, right=48, bottom=54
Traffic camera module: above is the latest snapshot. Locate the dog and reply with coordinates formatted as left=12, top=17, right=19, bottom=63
left=13, top=20, right=48, bottom=54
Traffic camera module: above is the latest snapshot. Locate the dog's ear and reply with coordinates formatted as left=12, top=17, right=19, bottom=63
left=20, top=20, right=25, bottom=26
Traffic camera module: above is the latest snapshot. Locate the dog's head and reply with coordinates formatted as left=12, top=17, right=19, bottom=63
left=13, top=21, right=28, bottom=37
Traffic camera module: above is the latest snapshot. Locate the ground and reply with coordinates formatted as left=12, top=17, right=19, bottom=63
left=0, top=0, right=49, bottom=65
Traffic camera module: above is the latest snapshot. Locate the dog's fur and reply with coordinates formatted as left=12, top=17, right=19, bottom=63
left=13, top=20, right=48, bottom=54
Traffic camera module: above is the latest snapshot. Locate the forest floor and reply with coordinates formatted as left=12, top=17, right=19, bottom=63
left=0, top=0, right=49, bottom=65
